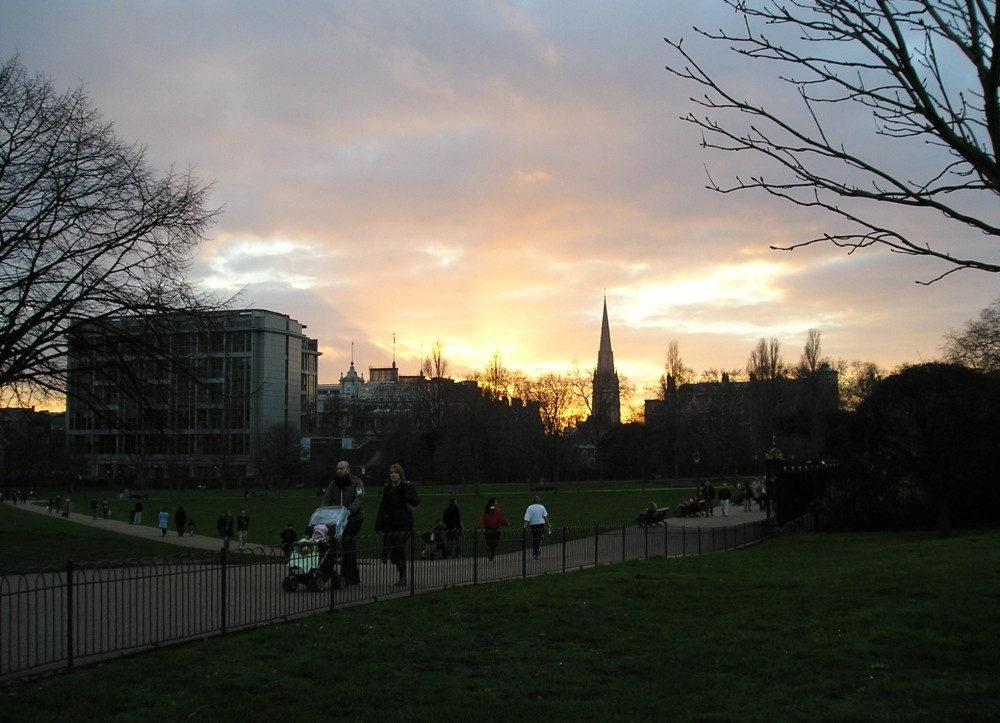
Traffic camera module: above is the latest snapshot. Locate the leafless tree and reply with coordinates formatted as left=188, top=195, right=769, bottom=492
left=747, top=337, right=787, bottom=380
left=942, top=297, right=1000, bottom=371
left=421, top=339, right=449, bottom=379
left=835, top=358, right=886, bottom=411
left=658, top=340, right=694, bottom=396
left=665, top=1, right=1000, bottom=283
left=0, top=56, right=225, bottom=407
left=796, top=328, right=826, bottom=378
left=526, top=372, right=578, bottom=483
left=476, top=350, right=530, bottom=402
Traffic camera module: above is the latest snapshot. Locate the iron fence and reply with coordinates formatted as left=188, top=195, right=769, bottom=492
left=1, top=518, right=773, bottom=680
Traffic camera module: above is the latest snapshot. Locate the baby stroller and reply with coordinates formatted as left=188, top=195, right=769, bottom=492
left=282, top=506, right=349, bottom=593
left=420, top=523, right=448, bottom=560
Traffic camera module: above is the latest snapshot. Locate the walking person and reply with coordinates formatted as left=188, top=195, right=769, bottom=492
left=218, top=510, right=234, bottom=550
left=101, top=497, right=111, bottom=519
left=158, top=508, right=169, bottom=537
left=522, top=495, right=551, bottom=560
left=743, top=480, right=753, bottom=512
left=718, top=483, right=731, bottom=517
left=175, top=506, right=187, bottom=537
left=374, top=463, right=421, bottom=587
left=321, top=460, right=365, bottom=585
left=280, top=522, right=298, bottom=558
left=442, top=497, right=463, bottom=558
left=236, top=509, right=250, bottom=549
left=703, top=482, right=716, bottom=516
left=476, top=497, right=509, bottom=561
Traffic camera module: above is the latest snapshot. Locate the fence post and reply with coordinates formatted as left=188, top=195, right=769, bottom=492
left=329, top=549, right=337, bottom=612
left=220, top=547, right=227, bottom=635
left=66, top=560, right=74, bottom=671
left=408, top=531, right=415, bottom=595
left=621, top=525, right=627, bottom=562
left=472, top=530, right=479, bottom=584
left=594, top=524, right=599, bottom=568
left=560, top=526, right=566, bottom=572
left=521, top=527, right=527, bottom=579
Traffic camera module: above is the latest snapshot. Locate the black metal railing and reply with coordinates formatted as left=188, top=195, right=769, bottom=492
left=0, top=519, right=773, bottom=680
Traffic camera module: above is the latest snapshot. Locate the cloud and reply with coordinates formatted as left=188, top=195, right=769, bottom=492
left=3, top=1, right=997, bottom=399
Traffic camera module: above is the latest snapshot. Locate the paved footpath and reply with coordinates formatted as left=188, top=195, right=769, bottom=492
left=7, top=496, right=769, bottom=547
left=6, top=499, right=270, bottom=552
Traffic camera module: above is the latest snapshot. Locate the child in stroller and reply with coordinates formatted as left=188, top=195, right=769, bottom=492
left=420, top=519, right=449, bottom=560
left=282, top=506, right=349, bottom=592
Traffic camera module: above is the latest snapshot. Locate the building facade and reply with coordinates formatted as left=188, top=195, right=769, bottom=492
left=66, top=309, right=318, bottom=487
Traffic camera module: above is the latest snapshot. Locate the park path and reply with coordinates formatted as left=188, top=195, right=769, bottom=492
left=8, top=498, right=269, bottom=551
left=2, top=496, right=770, bottom=679
left=7, top=495, right=767, bottom=551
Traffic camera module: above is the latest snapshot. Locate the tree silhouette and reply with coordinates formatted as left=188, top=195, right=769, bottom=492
left=0, top=56, right=225, bottom=407
left=665, top=1, right=1000, bottom=282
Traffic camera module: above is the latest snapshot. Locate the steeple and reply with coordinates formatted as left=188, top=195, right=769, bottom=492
left=592, top=295, right=621, bottom=430
left=596, top=295, right=615, bottom=374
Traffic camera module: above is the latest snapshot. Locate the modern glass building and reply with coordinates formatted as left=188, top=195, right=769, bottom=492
left=66, top=309, right=318, bottom=488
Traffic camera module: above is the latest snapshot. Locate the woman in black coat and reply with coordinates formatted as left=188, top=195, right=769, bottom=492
left=375, top=463, right=421, bottom=586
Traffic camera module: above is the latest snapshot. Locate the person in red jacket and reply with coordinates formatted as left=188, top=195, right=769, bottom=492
left=476, top=497, right=509, bottom=561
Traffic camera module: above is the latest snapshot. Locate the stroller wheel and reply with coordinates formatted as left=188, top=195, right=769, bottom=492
left=308, top=572, right=326, bottom=593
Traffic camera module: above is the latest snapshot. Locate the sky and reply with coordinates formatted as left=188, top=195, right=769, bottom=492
left=4, top=1, right=998, bottom=404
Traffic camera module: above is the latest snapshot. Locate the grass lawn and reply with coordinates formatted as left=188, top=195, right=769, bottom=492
left=5, top=481, right=710, bottom=568
left=1, top=513, right=997, bottom=722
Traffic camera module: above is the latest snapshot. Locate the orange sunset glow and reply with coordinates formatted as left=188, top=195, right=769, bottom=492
left=3, top=2, right=997, bottom=402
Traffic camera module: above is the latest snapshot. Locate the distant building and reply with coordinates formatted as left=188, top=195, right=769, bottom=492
left=645, top=365, right=840, bottom=475
left=65, top=309, right=318, bottom=487
left=0, top=407, right=68, bottom=486
left=587, top=296, right=622, bottom=434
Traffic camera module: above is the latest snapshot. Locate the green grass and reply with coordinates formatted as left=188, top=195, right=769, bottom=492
left=1, top=507, right=998, bottom=722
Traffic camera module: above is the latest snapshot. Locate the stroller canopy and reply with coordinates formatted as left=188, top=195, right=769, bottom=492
left=308, top=506, right=350, bottom=539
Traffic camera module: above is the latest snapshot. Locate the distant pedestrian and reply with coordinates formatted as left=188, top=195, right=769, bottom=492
left=522, top=496, right=551, bottom=560
left=237, top=509, right=250, bottom=549
left=62, top=497, right=72, bottom=518
left=133, top=501, right=143, bottom=525
left=442, top=498, right=463, bottom=558
left=101, top=497, right=111, bottom=519
left=175, top=506, right=187, bottom=537
left=280, top=522, right=298, bottom=557
left=476, top=497, right=509, bottom=561
left=90, top=499, right=99, bottom=520
left=218, top=511, right=234, bottom=550
left=718, top=483, right=731, bottom=517
left=743, top=481, right=753, bottom=512
left=703, top=482, right=716, bottom=516
left=158, top=508, right=169, bottom=537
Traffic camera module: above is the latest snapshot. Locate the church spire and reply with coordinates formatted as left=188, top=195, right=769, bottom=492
left=597, top=295, right=615, bottom=374
left=592, top=295, right=621, bottom=430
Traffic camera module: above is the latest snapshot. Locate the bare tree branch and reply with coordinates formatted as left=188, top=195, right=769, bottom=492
left=0, top=56, right=231, bottom=403
left=665, top=0, right=1000, bottom=282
